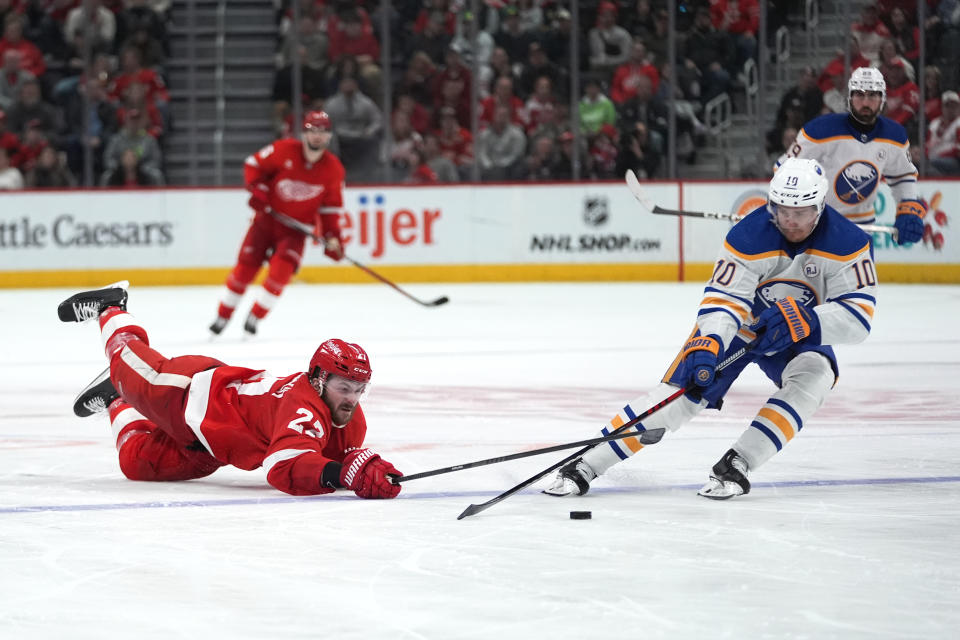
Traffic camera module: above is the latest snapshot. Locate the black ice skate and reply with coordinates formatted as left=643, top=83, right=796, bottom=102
left=58, top=281, right=129, bottom=323
left=73, top=367, right=120, bottom=417
left=543, top=458, right=597, bottom=497
left=209, top=316, right=228, bottom=335
left=698, top=448, right=751, bottom=500
left=243, top=314, right=259, bottom=336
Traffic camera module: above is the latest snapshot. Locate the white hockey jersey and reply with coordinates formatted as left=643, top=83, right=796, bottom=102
left=695, top=205, right=878, bottom=352
left=777, top=113, right=918, bottom=224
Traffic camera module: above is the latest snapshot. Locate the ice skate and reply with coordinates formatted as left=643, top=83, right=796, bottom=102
left=73, top=367, right=119, bottom=417
left=58, top=281, right=129, bottom=323
left=209, top=316, right=229, bottom=336
left=243, top=314, right=259, bottom=336
left=698, top=449, right=751, bottom=500
left=543, top=458, right=597, bottom=497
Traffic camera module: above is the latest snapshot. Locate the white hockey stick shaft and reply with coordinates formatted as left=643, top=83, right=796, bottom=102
left=624, top=170, right=898, bottom=239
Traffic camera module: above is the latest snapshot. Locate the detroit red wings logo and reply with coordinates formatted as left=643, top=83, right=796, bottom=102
left=276, top=179, right=325, bottom=201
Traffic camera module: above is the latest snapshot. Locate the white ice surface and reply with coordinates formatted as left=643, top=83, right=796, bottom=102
left=1, top=282, right=959, bottom=639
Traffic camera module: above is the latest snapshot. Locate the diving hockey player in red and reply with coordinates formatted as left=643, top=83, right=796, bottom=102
left=210, top=110, right=346, bottom=336
left=546, top=158, right=877, bottom=500
left=59, top=282, right=401, bottom=498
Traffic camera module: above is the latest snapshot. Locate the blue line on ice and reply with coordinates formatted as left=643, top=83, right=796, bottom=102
left=3, top=475, right=959, bottom=514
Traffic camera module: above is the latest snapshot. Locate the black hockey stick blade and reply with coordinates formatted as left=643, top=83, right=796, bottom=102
left=394, top=428, right=665, bottom=485
left=343, top=255, right=450, bottom=308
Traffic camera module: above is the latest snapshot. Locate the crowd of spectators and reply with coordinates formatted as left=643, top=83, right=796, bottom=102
left=765, top=1, right=960, bottom=176
left=270, top=0, right=782, bottom=183
left=0, top=0, right=170, bottom=190
left=4, top=1, right=956, bottom=190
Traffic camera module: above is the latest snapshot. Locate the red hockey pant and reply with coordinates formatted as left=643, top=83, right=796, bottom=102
left=227, top=213, right=305, bottom=300
left=109, top=336, right=226, bottom=481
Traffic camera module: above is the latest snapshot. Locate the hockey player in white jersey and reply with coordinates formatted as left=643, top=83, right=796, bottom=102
left=777, top=67, right=925, bottom=245
left=545, top=158, right=877, bottom=499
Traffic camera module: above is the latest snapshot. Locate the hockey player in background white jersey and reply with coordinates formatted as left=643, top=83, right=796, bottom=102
left=545, top=158, right=877, bottom=499
left=777, top=66, right=925, bottom=245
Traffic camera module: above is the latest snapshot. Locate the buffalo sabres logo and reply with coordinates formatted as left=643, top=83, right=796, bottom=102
left=835, top=160, right=879, bottom=205
left=757, top=281, right=818, bottom=308
left=583, top=196, right=609, bottom=226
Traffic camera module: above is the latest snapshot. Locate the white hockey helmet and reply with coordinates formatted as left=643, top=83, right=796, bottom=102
left=848, top=67, right=886, bottom=113
left=768, top=158, right=829, bottom=218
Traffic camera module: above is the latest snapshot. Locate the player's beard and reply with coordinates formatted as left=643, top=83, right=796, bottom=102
left=331, top=401, right=357, bottom=426
left=851, top=104, right=878, bottom=125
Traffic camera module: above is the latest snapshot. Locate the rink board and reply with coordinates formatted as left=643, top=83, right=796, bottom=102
left=1, top=180, right=958, bottom=286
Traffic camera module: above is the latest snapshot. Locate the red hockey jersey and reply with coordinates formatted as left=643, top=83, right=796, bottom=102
left=183, top=365, right=366, bottom=495
left=243, top=138, right=346, bottom=227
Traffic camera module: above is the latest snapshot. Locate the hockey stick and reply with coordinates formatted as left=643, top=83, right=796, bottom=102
left=457, top=344, right=753, bottom=520
left=264, top=208, right=449, bottom=307
left=624, top=169, right=899, bottom=240
left=390, top=428, right=666, bottom=485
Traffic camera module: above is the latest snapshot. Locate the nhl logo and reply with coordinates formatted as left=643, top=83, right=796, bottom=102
left=583, top=196, right=609, bottom=227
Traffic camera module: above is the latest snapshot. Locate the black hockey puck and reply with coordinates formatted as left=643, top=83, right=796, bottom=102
left=570, top=511, right=592, bottom=520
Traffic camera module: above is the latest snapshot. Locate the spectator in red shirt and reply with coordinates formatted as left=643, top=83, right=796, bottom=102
left=327, top=7, right=381, bottom=102
left=393, top=92, right=430, bottom=135
left=413, top=0, right=456, bottom=35
left=435, top=105, right=472, bottom=170
left=0, top=14, right=45, bottom=78
left=610, top=40, right=660, bottom=105
left=883, top=58, right=920, bottom=130
left=817, top=38, right=870, bottom=93
left=433, top=73, right=470, bottom=128
left=887, top=6, right=919, bottom=65
left=523, top=75, right=558, bottom=135
left=431, top=45, right=471, bottom=114
left=709, top=0, right=759, bottom=67
left=109, top=45, right=169, bottom=107
left=480, top=75, right=524, bottom=128
left=409, top=147, right=440, bottom=184
left=116, top=80, right=164, bottom=139
left=851, top=3, right=891, bottom=64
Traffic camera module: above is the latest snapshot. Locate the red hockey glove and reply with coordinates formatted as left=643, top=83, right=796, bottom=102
left=323, top=231, right=344, bottom=261
left=247, top=182, right=271, bottom=213
left=750, top=296, right=821, bottom=355
left=318, top=213, right=344, bottom=261
left=894, top=200, right=925, bottom=245
left=339, top=449, right=402, bottom=499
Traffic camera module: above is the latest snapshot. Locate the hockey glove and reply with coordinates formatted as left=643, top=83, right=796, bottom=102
left=751, top=296, right=821, bottom=355
left=317, top=212, right=343, bottom=260
left=339, top=448, right=402, bottom=499
left=247, top=182, right=271, bottom=213
left=894, top=200, right=925, bottom=245
left=679, top=334, right=723, bottom=387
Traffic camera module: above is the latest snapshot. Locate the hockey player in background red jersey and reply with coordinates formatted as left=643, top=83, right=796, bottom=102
left=58, top=282, right=402, bottom=499
left=210, top=110, right=347, bottom=336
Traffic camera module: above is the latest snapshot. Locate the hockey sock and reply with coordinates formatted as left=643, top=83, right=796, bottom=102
left=580, top=382, right=706, bottom=476
left=99, top=308, right=149, bottom=358
left=732, top=351, right=834, bottom=469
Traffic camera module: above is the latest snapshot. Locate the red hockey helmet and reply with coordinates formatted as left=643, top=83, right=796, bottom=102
left=309, top=339, right=371, bottom=384
left=303, top=110, right=331, bottom=132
